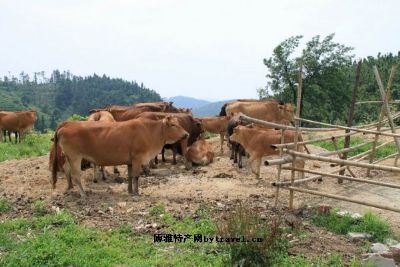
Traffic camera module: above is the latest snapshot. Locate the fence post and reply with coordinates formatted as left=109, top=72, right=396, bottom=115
left=339, top=61, right=362, bottom=182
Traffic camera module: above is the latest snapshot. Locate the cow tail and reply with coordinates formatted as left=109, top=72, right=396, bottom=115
left=51, top=131, right=59, bottom=189
left=219, top=104, right=227, bottom=116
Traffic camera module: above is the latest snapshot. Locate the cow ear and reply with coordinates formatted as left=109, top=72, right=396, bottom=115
left=164, top=115, right=172, bottom=125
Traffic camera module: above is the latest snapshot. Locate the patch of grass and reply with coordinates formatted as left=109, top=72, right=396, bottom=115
left=0, top=208, right=226, bottom=266
left=31, top=200, right=47, bottom=216
left=0, top=198, right=13, bottom=213
left=312, top=209, right=392, bottom=242
left=313, top=136, right=397, bottom=159
left=217, top=204, right=288, bottom=266
left=0, top=132, right=52, bottom=161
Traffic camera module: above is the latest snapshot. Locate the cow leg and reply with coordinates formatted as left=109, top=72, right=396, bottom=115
left=101, top=166, right=107, bottom=181
left=154, top=155, right=158, bottom=165
left=70, top=159, right=86, bottom=198
left=233, top=143, right=238, bottom=163
left=93, top=164, right=100, bottom=183
left=63, top=161, right=74, bottom=190
left=219, top=133, right=224, bottom=153
left=238, top=145, right=244, bottom=168
left=8, top=131, right=12, bottom=142
left=129, top=161, right=141, bottom=196
left=230, top=143, right=235, bottom=160
left=127, top=164, right=133, bottom=194
left=113, top=166, right=120, bottom=174
left=172, top=146, right=178, bottom=165
left=161, top=147, right=166, bottom=162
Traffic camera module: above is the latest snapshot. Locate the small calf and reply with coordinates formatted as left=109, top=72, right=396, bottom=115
left=230, top=124, right=305, bottom=179
left=185, top=139, right=214, bottom=168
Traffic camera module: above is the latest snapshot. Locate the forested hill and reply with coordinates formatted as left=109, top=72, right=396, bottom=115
left=0, top=70, right=161, bottom=131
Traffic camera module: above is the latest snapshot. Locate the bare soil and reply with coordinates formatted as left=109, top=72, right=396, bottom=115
left=1, top=134, right=400, bottom=261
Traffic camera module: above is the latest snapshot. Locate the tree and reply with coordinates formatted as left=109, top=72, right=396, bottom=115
left=262, top=34, right=355, bottom=122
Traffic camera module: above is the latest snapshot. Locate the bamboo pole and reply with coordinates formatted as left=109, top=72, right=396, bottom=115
left=276, top=167, right=400, bottom=190
left=330, top=140, right=394, bottom=167
left=283, top=186, right=400, bottom=213
left=264, top=155, right=293, bottom=166
left=339, top=61, right=362, bottom=181
left=289, top=64, right=303, bottom=210
left=284, top=149, right=400, bottom=173
left=239, top=115, right=337, bottom=131
left=240, top=114, right=400, bottom=137
left=374, top=65, right=400, bottom=164
left=331, top=138, right=357, bottom=178
left=356, top=100, right=400, bottom=105
left=295, top=117, right=400, bottom=138
left=272, top=113, right=400, bottom=150
left=367, top=66, right=398, bottom=175
left=274, top=129, right=285, bottom=207
left=319, top=141, right=374, bottom=158
left=373, top=152, right=398, bottom=164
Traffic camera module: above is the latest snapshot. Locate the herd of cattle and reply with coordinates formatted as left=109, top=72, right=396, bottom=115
left=0, top=99, right=306, bottom=198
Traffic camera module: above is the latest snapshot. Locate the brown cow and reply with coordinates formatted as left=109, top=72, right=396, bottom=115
left=52, top=116, right=189, bottom=197
left=0, top=110, right=37, bottom=143
left=230, top=124, right=304, bottom=179
left=87, top=111, right=119, bottom=182
left=134, top=112, right=203, bottom=165
left=185, top=139, right=214, bottom=167
left=198, top=116, right=229, bottom=153
left=133, top=101, right=178, bottom=112
left=220, top=99, right=294, bottom=125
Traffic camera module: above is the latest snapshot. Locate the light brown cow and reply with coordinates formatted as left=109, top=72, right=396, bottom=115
left=0, top=110, right=37, bottom=143
left=52, top=116, right=189, bottom=197
left=185, top=139, right=214, bottom=167
left=198, top=116, right=229, bottom=153
left=230, top=124, right=304, bottom=179
left=87, top=111, right=119, bottom=182
left=220, top=100, right=294, bottom=125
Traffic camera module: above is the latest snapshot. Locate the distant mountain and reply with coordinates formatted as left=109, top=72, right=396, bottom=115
left=165, top=96, right=211, bottom=109
left=192, top=100, right=235, bottom=117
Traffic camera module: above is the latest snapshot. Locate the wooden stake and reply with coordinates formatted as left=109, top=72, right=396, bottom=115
left=339, top=61, right=361, bottom=181
left=289, top=63, right=303, bottom=210
left=274, top=129, right=285, bottom=208
left=367, top=65, right=398, bottom=175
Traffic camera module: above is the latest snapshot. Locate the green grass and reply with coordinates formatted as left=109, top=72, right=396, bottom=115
left=312, top=209, right=392, bottom=242
left=0, top=198, right=13, bottom=213
left=31, top=200, right=47, bottom=216
left=0, top=203, right=366, bottom=266
left=0, top=132, right=52, bottom=161
left=314, top=136, right=397, bottom=159
left=0, top=206, right=226, bottom=267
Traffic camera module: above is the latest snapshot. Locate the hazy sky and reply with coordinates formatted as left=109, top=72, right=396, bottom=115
left=1, top=0, right=399, bottom=100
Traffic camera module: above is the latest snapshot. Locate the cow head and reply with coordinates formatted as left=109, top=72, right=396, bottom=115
left=278, top=103, right=295, bottom=123
left=163, top=116, right=189, bottom=144
left=230, top=125, right=245, bottom=144
left=165, top=101, right=179, bottom=113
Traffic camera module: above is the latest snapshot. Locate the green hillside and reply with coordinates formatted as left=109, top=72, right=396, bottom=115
left=0, top=70, right=161, bottom=131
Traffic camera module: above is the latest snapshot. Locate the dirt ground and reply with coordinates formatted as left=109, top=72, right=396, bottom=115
left=1, top=134, right=400, bottom=260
